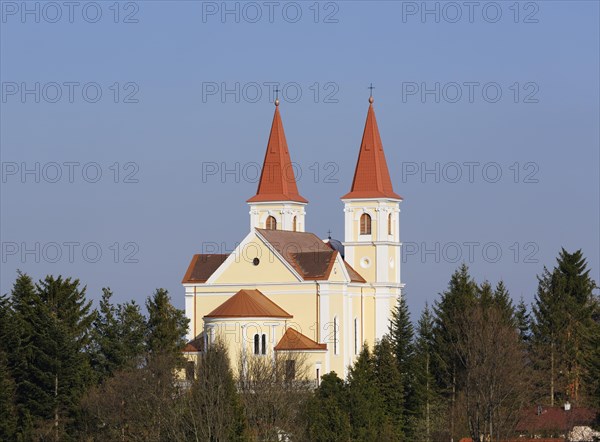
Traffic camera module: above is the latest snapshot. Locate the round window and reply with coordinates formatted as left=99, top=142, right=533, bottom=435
left=253, top=257, right=260, bottom=266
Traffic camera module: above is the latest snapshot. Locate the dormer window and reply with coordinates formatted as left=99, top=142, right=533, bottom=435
left=360, top=213, right=371, bottom=235
left=266, top=216, right=277, bottom=230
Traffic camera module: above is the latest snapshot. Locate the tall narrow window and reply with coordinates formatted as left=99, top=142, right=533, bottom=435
left=354, top=318, right=358, bottom=355
left=360, top=213, right=371, bottom=235
left=261, top=334, right=267, bottom=355
left=388, top=213, right=392, bottom=235
left=253, top=334, right=260, bottom=355
left=266, top=216, right=277, bottom=230
left=292, top=216, right=297, bottom=232
left=333, top=316, right=338, bottom=355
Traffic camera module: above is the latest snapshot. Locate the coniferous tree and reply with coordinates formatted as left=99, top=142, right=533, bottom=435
left=584, top=294, right=600, bottom=407
left=9, top=271, right=39, bottom=439
left=146, top=288, right=189, bottom=365
left=347, top=345, right=388, bottom=441
left=531, top=249, right=597, bottom=405
left=492, top=280, right=516, bottom=325
left=117, top=300, right=146, bottom=363
left=0, top=349, right=17, bottom=440
left=388, top=296, right=414, bottom=422
left=9, top=274, right=95, bottom=439
left=91, top=289, right=146, bottom=381
left=410, top=303, right=442, bottom=442
left=432, top=264, right=477, bottom=439
left=91, top=288, right=121, bottom=381
left=373, top=336, right=404, bottom=439
left=515, top=297, right=531, bottom=343
left=303, top=372, right=351, bottom=442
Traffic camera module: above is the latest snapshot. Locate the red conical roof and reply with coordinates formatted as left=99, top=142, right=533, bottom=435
left=247, top=104, right=307, bottom=203
left=341, top=100, right=402, bottom=200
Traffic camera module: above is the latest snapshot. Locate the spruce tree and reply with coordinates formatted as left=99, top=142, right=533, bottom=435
left=303, top=372, right=351, bottom=442
left=492, top=280, right=516, bottom=325
left=91, top=289, right=146, bottom=380
left=410, top=304, right=441, bottom=442
left=0, top=349, right=17, bottom=440
left=373, top=336, right=404, bottom=439
left=515, top=297, right=531, bottom=343
left=531, top=249, right=597, bottom=405
left=346, top=345, right=387, bottom=441
left=91, top=288, right=121, bottom=380
left=432, top=264, right=477, bottom=439
left=8, top=271, right=38, bottom=439
left=116, top=300, right=146, bottom=365
left=146, top=288, right=189, bottom=364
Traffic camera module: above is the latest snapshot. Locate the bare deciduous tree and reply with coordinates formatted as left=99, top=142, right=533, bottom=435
left=238, top=352, right=313, bottom=441
left=451, top=306, right=532, bottom=442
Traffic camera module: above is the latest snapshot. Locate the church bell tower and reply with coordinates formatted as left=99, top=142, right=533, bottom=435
left=341, top=95, right=403, bottom=339
left=247, top=99, right=307, bottom=232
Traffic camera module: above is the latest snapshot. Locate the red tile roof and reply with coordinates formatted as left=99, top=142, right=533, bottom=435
left=204, top=289, right=292, bottom=319
left=341, top=99, right=402, bottom=200
left=515, top=406, right=598, bottom=434
left=274, top=327, right=327, bottom=351
left=183, top=334, right=205, bottom=352
left=247, top=103, right=307, bottom=204
left=182, top=254, right=228, bottom=283
left=256, top=228, right=366, bottom=282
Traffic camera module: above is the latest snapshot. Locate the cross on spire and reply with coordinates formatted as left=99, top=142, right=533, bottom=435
left=274, top=86, right=281, bottom=106
left=368, top=83, right=375, bottom=104
left=368, top=83, right=375, bottom=96
left=327, top=229, right=332, bottom=239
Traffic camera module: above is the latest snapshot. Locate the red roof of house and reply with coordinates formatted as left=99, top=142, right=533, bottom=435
left=341, top=98, right=402, bottom=200
left=515, top=406, right=598, bottom=433
left=247, top=103, right=307, bottom=204
left=182, top=254, right=228, bottom=283
left=204, top=289, right=292, bottom=319
left=274, top=327, right=327, bottom=351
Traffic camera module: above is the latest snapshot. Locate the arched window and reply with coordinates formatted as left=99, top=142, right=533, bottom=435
left=253, top=334, right=260, bottom=355
left=266, top=216, right=277, bottom=230
left=254, top=333, right=267, bottom=355
left=388, top=213, right=392, bottom=235
left=360, top=213, right=371, bottom=235
left=292, top=216, right=297, bottom=232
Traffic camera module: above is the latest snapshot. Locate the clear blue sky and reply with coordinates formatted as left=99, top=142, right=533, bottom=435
left=1, top=1, right=599, bottom=318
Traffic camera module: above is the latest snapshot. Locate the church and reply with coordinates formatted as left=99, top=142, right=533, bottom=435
left=182, top=95, right=404, bottom=381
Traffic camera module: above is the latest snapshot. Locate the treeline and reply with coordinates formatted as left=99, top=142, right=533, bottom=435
left=0, top=273, right=189, bottom=441
left=0, top=248, right=599, bottom=441
left=304, top=249, right=599, bottom=442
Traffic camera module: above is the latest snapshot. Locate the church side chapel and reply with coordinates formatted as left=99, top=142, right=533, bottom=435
left=182, top=94, right=404, bottom=383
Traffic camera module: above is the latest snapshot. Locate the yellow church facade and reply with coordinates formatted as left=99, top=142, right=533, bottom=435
left=182, top=96, right=403, bottom=382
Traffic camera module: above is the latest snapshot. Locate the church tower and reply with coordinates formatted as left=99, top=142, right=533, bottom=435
left=247, top=99, right=307, bottom=232
left=341, top=96, right=403, bottom=339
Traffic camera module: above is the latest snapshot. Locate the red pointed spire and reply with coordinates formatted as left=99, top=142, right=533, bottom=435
left=341, top=97, right=402, bottom=200
left=247, top=101, right=307, bottom=203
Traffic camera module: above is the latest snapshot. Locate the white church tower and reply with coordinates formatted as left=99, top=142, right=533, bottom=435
left=341, top=96, right=404, bottom=340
